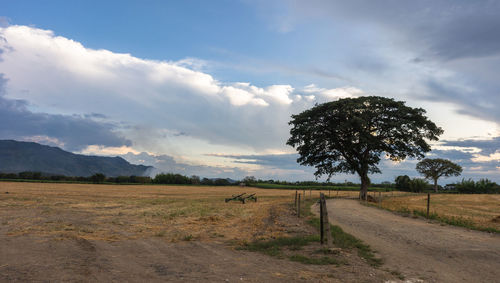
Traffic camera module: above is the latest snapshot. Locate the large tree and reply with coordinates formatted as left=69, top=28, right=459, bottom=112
left=416, top=158, right=462, bottom=192
left=287, top=96, right=443, bottom=200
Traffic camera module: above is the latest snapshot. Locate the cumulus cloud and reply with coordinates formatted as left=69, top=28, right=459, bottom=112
left=0, top=25, right=295, bottom=109
left=0, top=25, right=325, bottom=153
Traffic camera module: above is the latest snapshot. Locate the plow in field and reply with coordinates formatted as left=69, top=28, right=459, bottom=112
left=224, top=193, right=257, bottom=204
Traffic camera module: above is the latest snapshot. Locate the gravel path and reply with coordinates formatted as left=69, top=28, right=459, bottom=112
left=324, top=199, right=500, bottom=283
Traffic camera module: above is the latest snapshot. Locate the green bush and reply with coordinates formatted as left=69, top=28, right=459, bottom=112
left=153, top=173, right=191, bottom=184
left=456, top=178, right=499, bottom=194
left=408, top=178, right=428, bottom=193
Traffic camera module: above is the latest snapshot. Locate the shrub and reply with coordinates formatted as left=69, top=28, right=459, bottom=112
left=153, top=173, right=191, bottom=184
left=90, top=173, right=106, bottom=183
left=456, top=178, right=499, bottom=194
left=408, top=178, right=428, bottom=193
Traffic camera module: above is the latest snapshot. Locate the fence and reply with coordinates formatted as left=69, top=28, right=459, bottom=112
left=294, top=190, right=332, bottom=246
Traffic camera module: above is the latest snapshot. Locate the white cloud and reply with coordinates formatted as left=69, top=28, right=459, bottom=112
left=79, top=145, right=141, bottom=156
left=263, top=85, right=294, bottom=104
left=471, top=150, right=500, bottom=163
left=0, top=25, right=325, bottom=155
left=221, top=86, right=269, bottom=106
left=303, top=84, right=363, bottom=100
left=0, top=25, right=295, bottom=111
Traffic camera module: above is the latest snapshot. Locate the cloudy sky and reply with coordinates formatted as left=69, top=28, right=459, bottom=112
left=1, top=0, right=499, bottom=183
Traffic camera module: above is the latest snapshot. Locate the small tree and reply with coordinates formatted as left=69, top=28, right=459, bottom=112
left=242, top=176, right=257, bottom=186
left=90, top=173, right=106, bottom=183
left=395, top=175, right=411, bottom=191
left=416, top=158, right=462, bottom=192
left=287, top=96, right=443, bottom=200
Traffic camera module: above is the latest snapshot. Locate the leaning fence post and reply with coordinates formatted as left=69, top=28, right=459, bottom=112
left=427, top=193, right=430, bottom=218
left=295, top=190, right=298, bottom=207
left=319, top=193, right=332, bottom=246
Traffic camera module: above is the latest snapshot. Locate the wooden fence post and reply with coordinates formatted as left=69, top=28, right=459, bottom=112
left=427, top=193, right=430, bottom=218
left=319, top=193, right=332, bottom=246
left=294, top=190, right=298, bottom=207
left=320, top=193, right=324, bottom=243
left=310, top=189, right=312, bottom=199
left=297, top=194, right=301, bottom=218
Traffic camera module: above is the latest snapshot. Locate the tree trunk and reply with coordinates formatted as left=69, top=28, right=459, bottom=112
left=434, top=179, right=438, bottom=193
left=359, top=174, right=369, bottom=200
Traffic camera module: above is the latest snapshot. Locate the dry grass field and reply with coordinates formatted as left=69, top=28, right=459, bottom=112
left=0, top=182, right=299, bottom=242
left=3, top=182, right=497, bottom=281
left=377, top=193, right=500, bottom=231
left=0, top=182, right=401, bottom=282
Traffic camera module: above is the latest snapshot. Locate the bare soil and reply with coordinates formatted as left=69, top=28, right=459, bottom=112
left=0, top=234, right=386, bottom=282
left=323, top=199, right=500, bottom=283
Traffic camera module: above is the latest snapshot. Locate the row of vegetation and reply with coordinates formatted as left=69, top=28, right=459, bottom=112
left=251, top=182, right=394, bottom=192
left=1, top=171, right=498, bottom=193
left=395, top=175, right=500, bottom=194
left=0, top=172, right=234, bottom=186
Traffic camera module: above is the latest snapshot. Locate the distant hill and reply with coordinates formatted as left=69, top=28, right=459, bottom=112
left=0, top=140, right=152, bottom=177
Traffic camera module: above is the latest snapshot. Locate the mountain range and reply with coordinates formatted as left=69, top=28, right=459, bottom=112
left=0, top=140, right=152, bottom=177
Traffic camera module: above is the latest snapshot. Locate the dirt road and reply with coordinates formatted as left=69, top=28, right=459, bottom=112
left=324, top=199, right=500, bottom=283
left=1, top=235, right=323, bottom=282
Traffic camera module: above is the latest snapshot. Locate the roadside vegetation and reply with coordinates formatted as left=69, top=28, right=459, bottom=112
left=239, top=198, right=382, bottom=267
left=369, top=193, right=500, bottom=233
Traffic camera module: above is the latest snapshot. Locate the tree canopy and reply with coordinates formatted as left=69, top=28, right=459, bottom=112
left=416, top=158, right=462, bottom=192
left=287, top=96, right=443, bottom=199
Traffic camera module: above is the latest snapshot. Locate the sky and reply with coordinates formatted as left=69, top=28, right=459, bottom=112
left=0, top=0, right=499, bottom=183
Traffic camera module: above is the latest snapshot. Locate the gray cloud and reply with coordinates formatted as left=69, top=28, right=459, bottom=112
left=121, top=152, right=250, bottom=179
left=284, top=0, right=500, bottom=61
left=211, top=149, right=500, bottom=183
left=0, top=74, right=131, bottom=151
left=268, top=0, right=500, bottom=126
left=210, top=153, right=305, bottom=170
left=441, top=137, right=500, bottom=155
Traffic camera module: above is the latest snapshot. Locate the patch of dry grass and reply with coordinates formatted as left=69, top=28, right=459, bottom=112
left=0, top=182, right=296, bottom=242
left=378, top=193, right=500, bottom=231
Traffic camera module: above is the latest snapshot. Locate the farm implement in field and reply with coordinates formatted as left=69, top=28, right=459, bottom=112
left=225, top=193, right=257, bottom=204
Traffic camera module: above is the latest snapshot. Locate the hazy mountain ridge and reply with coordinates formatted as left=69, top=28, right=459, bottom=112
left=0, top=140, right=152, bottom=177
